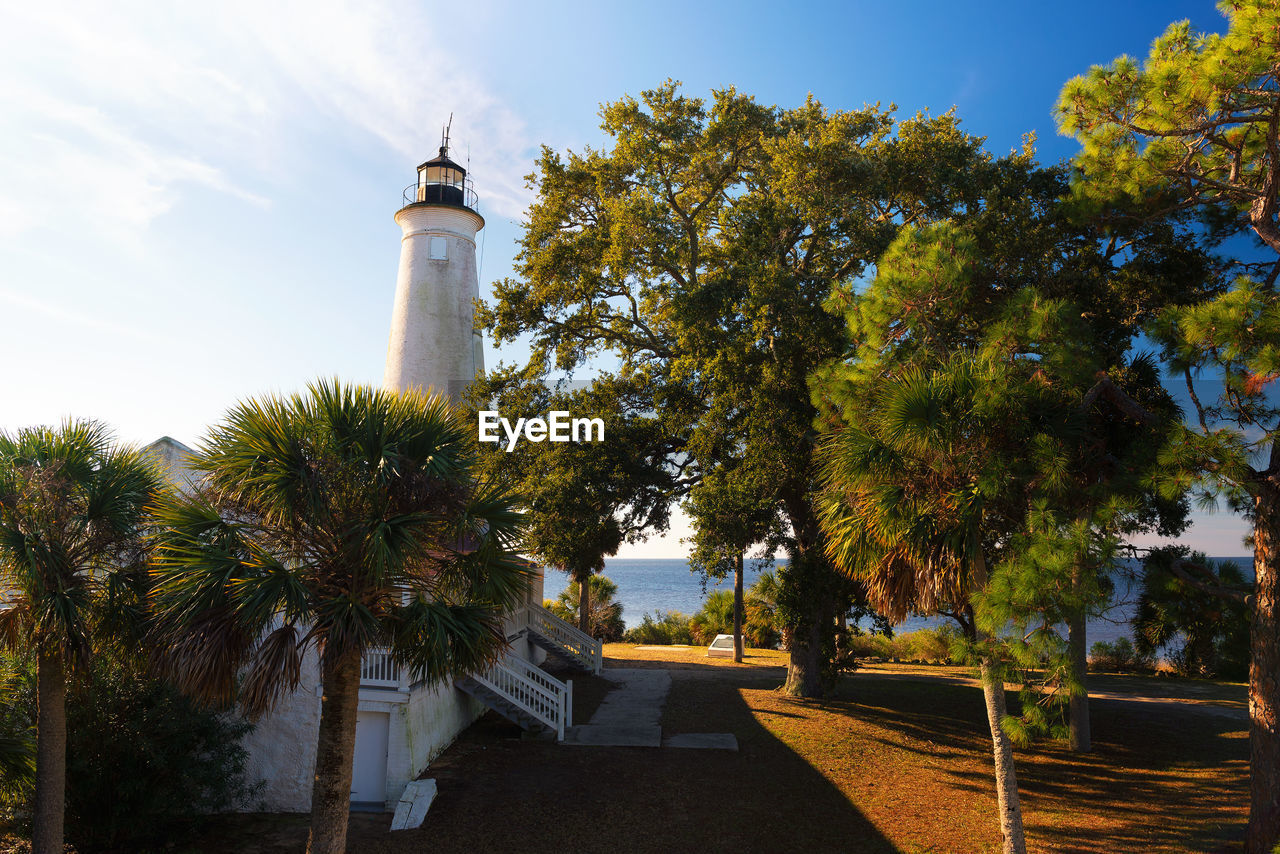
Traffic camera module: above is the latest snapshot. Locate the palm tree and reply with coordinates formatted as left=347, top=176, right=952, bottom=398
left=817, top=359, right=1044, bottom=854
left=0, top=420, right=161, bottom=854
left=149, top=380, right=529, bottom=854
left=550, top=574, right=625, bottom=641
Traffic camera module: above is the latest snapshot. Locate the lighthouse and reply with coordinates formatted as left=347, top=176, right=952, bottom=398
left=383, top=130, right=485, bottom=401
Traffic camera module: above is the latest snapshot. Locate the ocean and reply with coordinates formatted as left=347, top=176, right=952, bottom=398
left=539, top=556, right=1255, bottom=648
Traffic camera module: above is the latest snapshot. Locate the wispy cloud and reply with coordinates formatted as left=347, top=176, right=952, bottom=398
left=0, top=287, right=168, bottom=345
left=0, top=0, right=533, bottom=246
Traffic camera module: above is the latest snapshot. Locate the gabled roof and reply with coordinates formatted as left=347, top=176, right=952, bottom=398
left=144, top=436, right=200, bottom=493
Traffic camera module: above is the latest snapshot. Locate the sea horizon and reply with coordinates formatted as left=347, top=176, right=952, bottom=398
left=539, top=555, right=1255, bottom=647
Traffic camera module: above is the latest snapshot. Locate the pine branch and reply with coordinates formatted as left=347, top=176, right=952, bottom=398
left=1168, top=558, right=1251, bottom=605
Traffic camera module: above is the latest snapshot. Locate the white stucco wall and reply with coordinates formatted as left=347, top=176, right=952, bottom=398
left=230, top=551, right=548, bottom=813
left=401, top=679, right=485, bottom=790
left=238, top=646, right=324, bottom=813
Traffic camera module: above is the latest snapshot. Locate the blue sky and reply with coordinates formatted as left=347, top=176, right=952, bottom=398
left=0, top=0, right=1250, bottom=558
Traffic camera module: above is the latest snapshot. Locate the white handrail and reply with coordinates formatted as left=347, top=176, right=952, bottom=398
left=360, top=647, right=403, bottom=689
left=502, top=655, right=572, bottom=728
left=472, top=655, right=570, bottom=740
left=526, top=603, right=603, bottom=674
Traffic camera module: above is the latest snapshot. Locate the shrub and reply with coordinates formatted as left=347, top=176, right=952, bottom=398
left=685, top=572, right=785, bottom=650
left=4, top=652, right=258, bottom=851
left=623, top=611, right=694, bottom=645
left=844, top=632, right=891, bottom=659
left=0, top=655, right=34, bottom=835
left=744, top=571, right=782, bottom=649
left=1089, top=637, right=1154, bottom=673
left=842, top=627, right=960, bottom=663
left=906, top=626, right=961, bottom=663
left=689, top=590, right=735, bottom=645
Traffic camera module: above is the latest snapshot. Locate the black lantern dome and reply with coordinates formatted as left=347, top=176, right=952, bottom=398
left=416, top=147, right=465, bottom=205
left=408, top=143, right=479, bottom=210
left=400, top=119, right=479, bottom=211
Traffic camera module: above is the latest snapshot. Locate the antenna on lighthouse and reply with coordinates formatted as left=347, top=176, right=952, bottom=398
left=441, top=113, right=453, bottom=156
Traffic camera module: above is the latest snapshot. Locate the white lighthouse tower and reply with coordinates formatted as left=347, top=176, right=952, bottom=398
left=383, top=129, right=485, bottom=400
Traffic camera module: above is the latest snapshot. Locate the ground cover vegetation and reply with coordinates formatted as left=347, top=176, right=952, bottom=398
left=189, top=645, right=1249, bottom=854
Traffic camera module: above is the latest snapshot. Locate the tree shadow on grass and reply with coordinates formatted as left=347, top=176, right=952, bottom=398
left=188, top=657, right=1245, bottom=853
left=376, top=669, right=902, bottom=854
left=817, top=671, right=1249, bottom=853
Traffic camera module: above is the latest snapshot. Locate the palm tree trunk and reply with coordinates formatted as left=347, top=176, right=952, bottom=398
left=31, top=647, right=66, bottom=854
left=577, top=572, right=591, bottom=636
left=307, top=645, right=362, bottom=854
left=1067, top=599, right=1091, bottom=753
left=979, top=656, right=1027, bottom=854
left=1246, top=480, right=1280, bottom=854
left=733, top=552, right=744, bottom=663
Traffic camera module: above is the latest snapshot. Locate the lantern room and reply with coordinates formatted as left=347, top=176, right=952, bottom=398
left=414, top=146, right=472, bottom=208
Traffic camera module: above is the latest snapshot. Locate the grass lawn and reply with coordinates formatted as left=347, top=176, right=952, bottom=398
left=189, top=643, right=1248, bottom=853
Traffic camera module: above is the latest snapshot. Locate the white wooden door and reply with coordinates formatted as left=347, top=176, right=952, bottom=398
left=351, top=711, right=389, bottom=805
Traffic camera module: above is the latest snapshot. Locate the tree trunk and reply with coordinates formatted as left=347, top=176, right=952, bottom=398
left=1246, top=483, right=1280, bottom=854
left=979, top=656, right=1028, bottom=854
left=733, top=552, right=744, bottom=663
left=783, top=594, right=828, bottom=698
left=31, top=647, right=66, bottom=854
left=970, top=551, right=1026, bottom=854
left=1067, top=588, right=1092, bottom=752
left=578, top=573, right=592, bottom=636
left=306, top=645, right=363, bottom=854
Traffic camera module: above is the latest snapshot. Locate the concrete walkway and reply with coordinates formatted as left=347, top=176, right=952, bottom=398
left=563, top=668, right=670, bottom=747
left=562, top=667, right=738, bottom=749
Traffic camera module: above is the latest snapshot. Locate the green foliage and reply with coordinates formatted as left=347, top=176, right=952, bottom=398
left=686, top=574, right=785, bottom=649
left=1150, top=280, right=1280, bottom=514
left=813, top=103, right=1197, bottom=752
left=478, top=81, right=1050, bottom=692
left=743, top=570, right=782, bottom=650
left=843, top=626, right=960, bottom=663
left=622, top=611, right=694, bottom=646
left=469, top=373, right=671, bottom=629
left=64, top=657, right=257, bottom=851
left=546, top=575, right=625, bottom=641
left=1135, top=548, right=1251, bottom=680
left=0, top=655, right=33, bottom=815
left=0, top=419, right=163, bottom=663
left=1089, top=637, right=1154, bottom=673
left=2, top=650, right=257, bottom=851
left=150, top=379, right=531, bottom=717
left=1056, top=1, right=1280, bottom=253
left=689, top=590, right=734, bottom=645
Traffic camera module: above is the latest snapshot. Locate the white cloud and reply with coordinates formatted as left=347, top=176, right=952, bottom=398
left=0, top=0, right=533, bottom=246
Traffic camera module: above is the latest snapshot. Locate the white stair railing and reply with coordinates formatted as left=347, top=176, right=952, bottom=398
left=526, top=603, right=603, bottom=674
left=471, top=655, right=572, bottom=740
